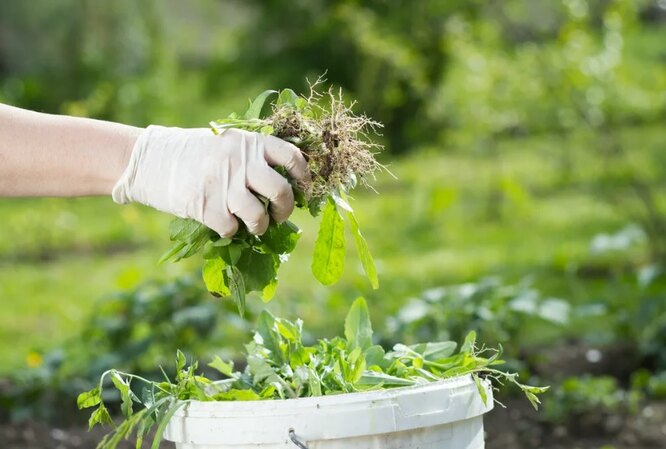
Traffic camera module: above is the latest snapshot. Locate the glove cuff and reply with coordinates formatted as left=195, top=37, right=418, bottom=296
left=111, top=125, right=163, bottom=204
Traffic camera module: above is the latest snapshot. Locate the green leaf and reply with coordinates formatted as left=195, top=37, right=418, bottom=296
left=261, top=279, right=278, bottom=303
left=151, top=401, right=185, bottom=449
left=307, top=368, right=322, bottom=396
left=347, top=210, right=379, bottom=289
left=135, top=413, right=153, bottom=449
left=409, top=341, right=457, bottom=361
left=227, top=243, right=244, bottom=265
left=260, top=221, right=301, bottom=254
left=88, top=403, right=113, bottom=429
left=202, top=258, right=230, bottom=296
left=176, top=350, right=186, bottom=372
left=473, top=374, right=488, bottom=406
left=461, top=331, right=477, bottom=353
left=255, top=311, right=282, bottom=361
left=213, top=389, right=263, bottom=401
left=235, top=250, right=278, bottom=293
left=348, top=347, right=367, bottom=383
left=77, top=386, right=101, bottom=409
left=160, top=218, right=213, bottom=263
left=245, top=90, right=278, bottom=120
left=276, top=319, right=300, bottom=342
left=168, top=218, right=205, bottom=241
left=158, top=242, right=186, bottom=264
left=259, top=125, right=275, bottom=135
left=212, top=237, right=232, bottom=247
left=227, top=265, right=246, bottom=317
left=276, top=88, right=299, bottom=107
left=525, top=391, right=542, bottom=411
left=344, top=297, right=373, bottom=350
left=358, top=371, right=415, bottom=387
left=312, top=199, right=346, bottom=285
left=522, top=384, right=550, bottom=394
left=111, top=371, right=134, bottom=418
left=208, top=356, right=234, bottom=377
left=295, top=97, right=309, bottom=111
left=364, top=345, right=388, bottom=369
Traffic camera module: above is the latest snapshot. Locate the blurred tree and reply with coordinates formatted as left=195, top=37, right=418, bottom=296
left=230, top=0, right=482, bottom=153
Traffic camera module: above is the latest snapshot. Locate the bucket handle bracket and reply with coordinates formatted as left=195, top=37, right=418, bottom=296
left=289, top=428, right=309, bottom=449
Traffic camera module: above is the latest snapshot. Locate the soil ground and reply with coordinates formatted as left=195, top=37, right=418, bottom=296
left=1, top=399, right=665, bottom=449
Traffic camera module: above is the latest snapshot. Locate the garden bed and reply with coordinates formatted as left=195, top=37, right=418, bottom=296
left=2, top=399, right=665, bottom=449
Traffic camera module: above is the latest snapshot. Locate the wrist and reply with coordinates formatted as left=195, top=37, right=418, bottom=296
left=105, top=125, right=142, bottom=197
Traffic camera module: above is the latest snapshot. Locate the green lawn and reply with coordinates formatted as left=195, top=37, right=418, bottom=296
left=0, top=123, right=663, bottom=373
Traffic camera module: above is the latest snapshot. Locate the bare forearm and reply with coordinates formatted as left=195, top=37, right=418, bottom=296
left=0, top=103, right=142, bottom=197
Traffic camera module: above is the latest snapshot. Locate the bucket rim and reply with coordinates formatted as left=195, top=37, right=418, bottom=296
left=173, top=374, right=481, bottom=415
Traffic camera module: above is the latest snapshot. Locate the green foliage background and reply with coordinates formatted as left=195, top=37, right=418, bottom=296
left=1, top=0, right=666, bottom=434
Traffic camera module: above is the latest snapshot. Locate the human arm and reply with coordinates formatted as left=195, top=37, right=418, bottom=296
left=0, top=103, right=139, bottom=197
left=0, top=103, right=309, bottom=236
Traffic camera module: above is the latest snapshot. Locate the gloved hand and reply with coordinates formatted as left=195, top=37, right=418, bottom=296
left=112, top=125, right=309, bottom=237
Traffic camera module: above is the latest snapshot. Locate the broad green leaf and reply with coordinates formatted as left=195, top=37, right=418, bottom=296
left=255, top=311, right=282, bottom=361
left=202, top=258, right=230, bottom=296
left=346, top=210, right=378, bottom=289
left=245, top=90, right=278, bottom=120
left=344, top=297, right=373, bottom=350
left=260, top=221, right=301, bottom=254
left=212, top=237, right=232, bottom=247
left=276, top=89, right=299, bottom=106
left=235, top=251, right=278, bottom=294
left=77, top=386, right=101, bottom=409
left=364, top=345, right=388, bottom=369
left=409, top=341, right=457, bottom=361
left=209, top=356, right=234, bottom=377
left=295, top=97, right=309, bottom=111
left=247, top=355, right=281, bottom=385
left=261, top=279, right=278, bottom=303
left=168, top=218, right=205, bottom=241
left=227, top=243, right=244, bottom=265
left=312, top=199, right=346, bottom=285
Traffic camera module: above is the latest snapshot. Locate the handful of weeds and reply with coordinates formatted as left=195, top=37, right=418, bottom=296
left=161, top=82, right=383, bottom=314
left=79, top=298, right=549, bottom=449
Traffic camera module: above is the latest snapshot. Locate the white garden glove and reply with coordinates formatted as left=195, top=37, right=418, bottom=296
left=112, top=125, right=308, bottom=237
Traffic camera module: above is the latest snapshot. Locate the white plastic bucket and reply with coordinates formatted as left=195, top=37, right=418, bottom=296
left=164, top=375, right=493, bottom=449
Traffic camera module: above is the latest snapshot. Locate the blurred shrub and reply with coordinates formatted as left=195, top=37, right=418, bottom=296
left=0, top=275, right=252, bottom=422
left=0, top=0, right=161, bottom=120
left=384, top=276, right=570, bottom=352
left=631, top=369, right=666, bottom=399
left=572, top=227, right=666, bottom=368
left=438, top=0, right=665, bottom=149
left=544, top=375, right=642, bottom=430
